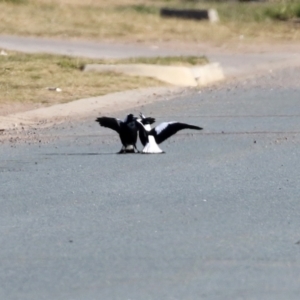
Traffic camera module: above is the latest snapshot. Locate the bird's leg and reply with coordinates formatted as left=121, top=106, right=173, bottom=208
left=134, top=144, right=140, bottom=153
left=117, top=146, right=126, bottom=154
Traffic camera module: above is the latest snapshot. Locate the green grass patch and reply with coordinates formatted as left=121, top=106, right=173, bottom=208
left=120, top=55, right=208, bottom=66
left=0, top=0, right=27, bottom=4
left=158, top=0, right=300, bottom=23
left=115, top=4, right=159, bottom=15
left=264, top=3, right=300, bottom=21
left=94, top=55, right=208, bottom=66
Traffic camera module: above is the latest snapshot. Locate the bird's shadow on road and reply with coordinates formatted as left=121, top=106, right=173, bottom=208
left=42, top=152, right=139, bottom=156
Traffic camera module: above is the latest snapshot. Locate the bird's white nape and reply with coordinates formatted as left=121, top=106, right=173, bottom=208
left=144, top=124, right=152, bottom=131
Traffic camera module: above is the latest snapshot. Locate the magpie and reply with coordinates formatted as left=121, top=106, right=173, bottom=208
left=136, top=113, right=203, bottom=154
left=95, top=114, right=155, bottom=153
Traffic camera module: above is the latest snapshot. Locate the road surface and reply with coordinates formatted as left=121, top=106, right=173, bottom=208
left=1, top=65, right=300, bottom=299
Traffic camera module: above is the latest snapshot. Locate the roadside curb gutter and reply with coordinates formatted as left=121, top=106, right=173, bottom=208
left=0, top=87, right=183, bottom=130
left=83, top=63, right=224, bottom=87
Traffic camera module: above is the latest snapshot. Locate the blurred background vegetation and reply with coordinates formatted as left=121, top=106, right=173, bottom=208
left=0, top=0, right=299, bottom=43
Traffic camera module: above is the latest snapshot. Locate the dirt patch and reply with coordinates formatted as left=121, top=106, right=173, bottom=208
left=0, top=102, right=41, bottom=116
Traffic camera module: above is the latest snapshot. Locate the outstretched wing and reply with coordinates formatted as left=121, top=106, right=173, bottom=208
left=152, top=122, right=203, bottom=144
left=95, top=117, right=121, bottom=134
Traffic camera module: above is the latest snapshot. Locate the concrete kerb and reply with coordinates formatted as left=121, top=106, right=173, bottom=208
left=0, top=87, right=184, bottom=130
left=0, top=62, right=224, bottom=131
left=83, top=63, right=225, bottom=87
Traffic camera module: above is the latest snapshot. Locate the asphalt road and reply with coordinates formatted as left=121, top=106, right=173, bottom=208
left=1, top=66, right=300, bottom=299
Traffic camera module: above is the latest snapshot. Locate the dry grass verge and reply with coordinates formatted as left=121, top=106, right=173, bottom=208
left=0, top=51, right=164, bottom=108
left=0, top=50, right=207, bottom=109
left=0, top=0, right=300, bottom=44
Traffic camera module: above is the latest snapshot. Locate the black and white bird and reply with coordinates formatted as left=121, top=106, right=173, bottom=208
left=138, top=113, right=155, bottom=145
left=136, top=113, right=203, bottom=154
left=95, top=114, right=155, bottom=153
